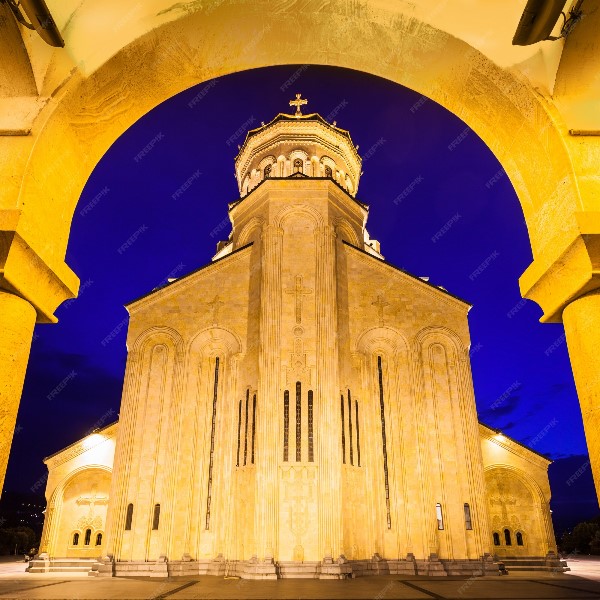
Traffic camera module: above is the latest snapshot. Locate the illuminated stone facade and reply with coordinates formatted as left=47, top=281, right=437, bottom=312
left=36, top=107, right=558, bottom=578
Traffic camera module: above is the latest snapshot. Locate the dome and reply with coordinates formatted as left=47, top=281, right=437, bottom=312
left=234, top=95, right=362, bottom=198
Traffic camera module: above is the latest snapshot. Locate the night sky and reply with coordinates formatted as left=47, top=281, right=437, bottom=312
left=7, top=65, right=597, bottom=534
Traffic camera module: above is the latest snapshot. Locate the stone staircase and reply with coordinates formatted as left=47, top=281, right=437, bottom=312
left=27, top=557, right=96, bottom=574
left=495, top=555, right=570, bottom=573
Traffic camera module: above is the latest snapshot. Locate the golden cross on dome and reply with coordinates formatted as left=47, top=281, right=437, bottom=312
left=289, top=93, right=308, bottom=117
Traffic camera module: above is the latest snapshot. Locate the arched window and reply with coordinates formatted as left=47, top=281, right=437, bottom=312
left=436, top=503, right=444, bottom=530
left=493, top=532, right=500, bottom=546
left=95, top=533, right=103, bottom=546
left=125, top=503, right=133, bottom=530
left=464, top=503, right=473, bottom=530
left=293, top=158, right=303, bottom=174
left=516, top=531, right=524, bottom=546
left=324, top=165, right=333, bottom=178
left=504, top=528, right=512, bottom=546
left=72, top=532, right=79, bottom=546
left=84, top=528, right=91, bottom=546
left=264, top=164, right=272, bottom=178
left=152, top=504, right=161, bottom=530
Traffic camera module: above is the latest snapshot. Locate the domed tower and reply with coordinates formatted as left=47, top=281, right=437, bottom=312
left=93, top=95, right=557, bottom=580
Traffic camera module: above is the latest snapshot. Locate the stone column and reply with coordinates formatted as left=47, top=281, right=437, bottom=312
left=563, top=290, right=600, bottom=501
left=255, top=225, right=283, bottom=566
left=0, top=291, right=36, bottom=494
left=314, top=225, right=342, bottom=563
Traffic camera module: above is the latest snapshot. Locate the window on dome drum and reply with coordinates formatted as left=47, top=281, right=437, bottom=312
left=377, top=356, right=392, bottom=529
left=283, top=390, right=290, bottom=462
left=84, top=528, right=91, bottom=546
left=244, top=389, right=249, bottom=466
left=493, top=532, right=500, bottom=546
left=516, top=531, right=524, bottom=546
left=436, top=503, right=444, bottom=530
left=355, top=399, right=361, bottom=467
left=152, top=504, right=160, bottom=530
left=72, top=532, right=79, bottom=546
left=251, top=393, right=257, bottom=464
left=340, top=394, right=346, bottom=464
left=347, top=390, right=353, bottom=466
left=504, top=528, right=512, bottom=545
left=308, top=390, right=314, bottom=462
left=293, top=158, right=303, bottom=174
left=296, top=381, right=302, bottom=461
left=324, top=165, right=332, bottom=178
left=264, top=164, right=272, bottom=178
left=205, top=356, right=219, bottom=530
left=125, top=503, right=133, bottom=530
left=95, top=533, right=102, bottom=546
left=236, top=399, right=242, bottom=467
left=464, top=503, right=473, bottom=530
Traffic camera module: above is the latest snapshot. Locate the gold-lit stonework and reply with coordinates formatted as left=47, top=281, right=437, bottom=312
left=35, top=107, right=560, bottom=578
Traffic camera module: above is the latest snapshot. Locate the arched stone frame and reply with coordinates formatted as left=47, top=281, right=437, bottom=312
left=289, top=149, right=309, bottom=175
left=258, top=155, right=276, bottom=182
left=69, top=530, right=81, bottom=547
left=237, top=216, right=265, bottom=247
left=181, top=326, right=243, bottom=561
left=483, top=464, right=555, bottom=557
left=333, top=217, right=360, bottom=247
left=41, top=464, right=112, bottom=558
left=273, top=203, right=325, bottom=232
left=413, top=325, right=491, bottom=560
left=320, top=156, right=337, bottom=180
left=107, top=326, right=185, bottom=562
left=241, top=175, right=251, bottom=197
left=345, top=175, right=354, bottom=195
left=355, top=326, right=414, bottom=560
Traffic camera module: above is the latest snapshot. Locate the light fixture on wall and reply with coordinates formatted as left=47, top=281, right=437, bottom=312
left=2, top=0, right=64, bottom=47
left=512, top=0, right=585, bottom=46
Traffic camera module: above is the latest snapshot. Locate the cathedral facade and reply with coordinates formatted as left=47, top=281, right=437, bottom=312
left=34, top=100, right=559, bottom=578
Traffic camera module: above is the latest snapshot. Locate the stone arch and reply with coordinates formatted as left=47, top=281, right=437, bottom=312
left=484, top=465, right=550, bottom=556
left=334, top=217, right=360, bottom=247
left=237, top=216, right=264, bottom=247
left=273, top=204, right=324, bottom=231
left=45, top=465, right=112, bottom=558
left=130, top=326, right=185, bottom=357
left=188, top=325, right=243, bottom=358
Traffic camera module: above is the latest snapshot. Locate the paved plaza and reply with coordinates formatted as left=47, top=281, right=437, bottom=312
left=0, top=559, right=600, bottom=600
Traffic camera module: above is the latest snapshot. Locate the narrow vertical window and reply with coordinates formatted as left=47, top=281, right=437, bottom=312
left=205, top=356, right=219, bottom=530
left=125, top=503, right=133, bottom=530
left=95, top=533, right=103, bottom=546
left=355, top=400, right=361, bottom=467
left=378, top=356, right=391, bottom=529
left=236, top=399, right=242, bottom=467
left=504, top=528, right=512, bottom=546
left=308, top=390, right=314, bottom=462
left=84, top=528, right=91, bottom=546
left=251, top=393, right=257, bottom=464
left=72, top=532, right=79, bottom=546
left=243, top=389, right=249, bottom=466
left=152, top=504, right=160, bottom=530
left=296, top=381, right=302, bottom=461
left=264, top=164, right=272, bottom=178
left=493, top=532, right=500, bottom=546
left=283, top=391, right=289, bottom=462
left=464, top=503, right=473, bottom=530
left=516, top=531, right=524, bottom=546
left=293, top=158, right=303, bottom=173
left=347, top=390, right=354, bottom=466
left=340, top=394, right=346, bottom=464
left=436, top=503, right=444, bottom=530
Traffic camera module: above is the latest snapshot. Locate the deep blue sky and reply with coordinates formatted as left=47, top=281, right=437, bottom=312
left=8, top=65, right=597, bottom=533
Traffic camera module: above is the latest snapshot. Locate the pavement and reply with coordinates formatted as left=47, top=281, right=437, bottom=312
left=0, top=558, right=599, bottom=599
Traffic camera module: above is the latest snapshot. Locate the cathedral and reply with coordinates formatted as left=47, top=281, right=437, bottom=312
left=32, top=97, right=560, bottom=578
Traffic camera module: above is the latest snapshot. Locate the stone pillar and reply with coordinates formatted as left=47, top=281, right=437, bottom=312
left=314, top=225, right=342, bottom=562
left=255, top=225, right=282, bottom=567
left=0, top=291, right=36, bottom=494
left=563, top=290, right=600, bottom=501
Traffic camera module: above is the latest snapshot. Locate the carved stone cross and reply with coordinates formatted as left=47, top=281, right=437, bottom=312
left=372, top=294, right=390, bottom=326
left=285, top=275, right=313, bottom=324
left=208, top=295, right=224, bottom=325
left=76, top=487, right=109, bottom=517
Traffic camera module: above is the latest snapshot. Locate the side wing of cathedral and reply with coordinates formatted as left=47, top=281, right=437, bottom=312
left=33, top=99, right=562, bottom=578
